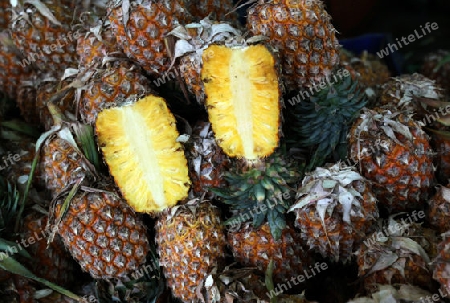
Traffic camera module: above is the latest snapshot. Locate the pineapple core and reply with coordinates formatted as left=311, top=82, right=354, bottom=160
left=201, top=44, right=280, bottom=160
left=95, top=96, right=190, bottom=213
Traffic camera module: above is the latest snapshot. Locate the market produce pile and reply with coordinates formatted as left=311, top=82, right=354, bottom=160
left=0, top=0, right=450, bottom=302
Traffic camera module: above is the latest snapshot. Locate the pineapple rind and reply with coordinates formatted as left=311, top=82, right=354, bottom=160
left=96, top=95, right=191, bottom=213
left=202, top=44, right=280, bottom=160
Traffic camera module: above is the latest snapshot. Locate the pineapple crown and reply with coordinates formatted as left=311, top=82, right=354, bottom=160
left=349, top=108, right=433, bottom=164
left=212, top=150, right=301, bottom=240
left=289, top=163, right=375, bottom=225
left=382, top=73, right=444, bottom=111
left=292, top=74, right=367, bottom=171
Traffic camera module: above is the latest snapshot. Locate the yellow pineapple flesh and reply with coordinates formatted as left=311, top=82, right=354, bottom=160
left=201, top=44, right=280, bottom=160
left=95, top=95, right=191, bottom=213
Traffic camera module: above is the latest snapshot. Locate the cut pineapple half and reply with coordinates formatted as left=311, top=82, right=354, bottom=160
left=95, top=95, right=191, bottom=213
left=201, top=44, right=280, bottom=160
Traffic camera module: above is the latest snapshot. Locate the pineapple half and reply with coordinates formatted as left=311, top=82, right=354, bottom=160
left=95, top=95, right=191, bottom=213
left=201, top=43, right=281, bottom=161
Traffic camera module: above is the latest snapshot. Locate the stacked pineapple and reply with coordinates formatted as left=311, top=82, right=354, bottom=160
left=2, top=0, right=450, bottom=303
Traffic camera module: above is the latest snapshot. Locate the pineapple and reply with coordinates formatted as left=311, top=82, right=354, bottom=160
left=78, top=59, right=153, bottom=125
left=169, top=17, right=244, bottom=104
left=0, top=2, right=11, bottom=29
left=107, top=0, right=191, bottom=76
left=428, top=185, right=450, bottom=234
left=35, top=78, right=76, bottom=131
left=9, top=0, right=79, bottom=77
left=432, top=231, right=450, bottom=295
left=0, top=30, right=34, bottom=101
left=20, top=211, right=78, bottom=288
left=171, top=17, right=282, bottom=160
left=246, top=0, right=340, bottom=92
left=186, top=120, right=230, bottom=198
left=76, top=20, right=123, bottom=68
left=378, top=73, right=444, bottom=114
left=346, top=284, right=432, bottom=303
left=155, top=198, right=226, bottom=302
left=348, top=108, right=435, bottom=212
left=355, top=216, right=434, bottom=293
left=289, top=163, right=378, bottom=263
left=290, top=74, right=367, bottom=170
left=50, top=181, right=150, bottom=279
left=38, top=108, right=97, bottom=198
left=201, top=42, right=281, bottom=160
left=95, top=94, right=191, bottom=213
left=227, top=221, right=312, bottom=285
left=421, top=49, right=450, bottom=94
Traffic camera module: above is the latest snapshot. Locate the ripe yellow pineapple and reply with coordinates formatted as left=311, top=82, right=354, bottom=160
left=348, top=108, right=435, bottom=212
left=289, top=163, right=378, bottom=263
left=50, top=182, right=150, bottom=279
left=107, top=0, right=191, bottom=76
left=155, top=198, right=226, bottom=302
left=95, top=94, right=191, bottom=213
left=246, top=0, right=340, bottom=92
left=201, top=43, right=281, bottom=160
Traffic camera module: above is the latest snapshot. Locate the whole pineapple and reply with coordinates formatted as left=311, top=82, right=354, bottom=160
left=9, top=0, right=79, bottom=77
left=50, top=182, right=150, bottom=279
left=356, top=216, right=434, bottom=293
left=155, top=198, right=226, bottom=302
left=348, top=108, right=435, bottom=212
left=95, top=94, right=191, bottom=213
left=246, top=0, right=340, bottom=92
left=107, top=0, right=191, bottom=76
left=289, top=163, right=378, bottom=263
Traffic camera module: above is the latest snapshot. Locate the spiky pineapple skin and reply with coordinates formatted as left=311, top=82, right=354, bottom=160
left=155, top=200, right=226, bottom=303
left=54, top=186, right=150, bottom=279
left=79, top=60, right=153, bottom=125
left=0, top=2, right=11, bottom=29
left=9, top=0, right=78, bottom=77
left=76, top=23, right=121, bottom=68
left=228, top=222, right=312, bottom=284
left=108, top=0, right=190, bottom=76
left=95, top=95, right=191, bottom=213
left=20, top=212, right=77, bottom=287
left=246, top=0, right=340, bottom=91
left=432, top=231, right=450, bottom=294
left=348, top=109, right=435, bottom=212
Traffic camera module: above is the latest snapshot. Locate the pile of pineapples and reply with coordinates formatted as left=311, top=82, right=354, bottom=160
left=1, top=0, right=450, bottom=302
